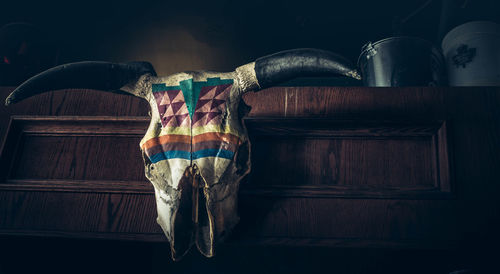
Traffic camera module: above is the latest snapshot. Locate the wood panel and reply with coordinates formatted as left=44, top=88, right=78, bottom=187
left=244, top=118, right=451, bottom=199
left=0, top=116, right=148, bottom=182
left=0, top=190, right=162, bottom=235
left=236, top=197, right=457, bottom=245
left=0, top=87, right=499, bottom=257
left=242, top=86, right=448, bottom=119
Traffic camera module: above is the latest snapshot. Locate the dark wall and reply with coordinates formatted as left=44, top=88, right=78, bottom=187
left=1, top=0, right=498, bottom=76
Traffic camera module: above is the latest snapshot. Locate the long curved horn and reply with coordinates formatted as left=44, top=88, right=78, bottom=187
left=236, top=48, right=361, bottom=92
left=5, top=61, right=156, bottom=105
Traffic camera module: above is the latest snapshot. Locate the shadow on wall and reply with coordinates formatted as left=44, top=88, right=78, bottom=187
left=117, top=16, right=245, bottom=76
left=0, top=0, right=387, bottom=78
left=1, top=0, right=499, bottom=79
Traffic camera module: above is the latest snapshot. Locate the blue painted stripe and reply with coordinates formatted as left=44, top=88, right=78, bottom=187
left=193, top=149, right=234, bottom=160
left=148, top=148, right=235, bottom=163
left=149, top=150, right=191, bottom=163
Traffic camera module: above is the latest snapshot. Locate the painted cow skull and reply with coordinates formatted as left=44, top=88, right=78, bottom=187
left=5, top=48, right=360, bottom=260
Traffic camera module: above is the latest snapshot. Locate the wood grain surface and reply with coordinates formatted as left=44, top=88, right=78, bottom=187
left=0, top=86, right=499, bottom=273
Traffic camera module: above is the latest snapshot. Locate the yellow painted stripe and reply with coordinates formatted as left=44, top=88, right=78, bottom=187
left=192, top=124, right=244, bottom=138
left=192, top=132, right=240, bottom=144
left=159, top=126, right=191, bottom=136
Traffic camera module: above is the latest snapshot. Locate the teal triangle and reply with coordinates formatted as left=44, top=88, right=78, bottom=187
left=178, top=77, right=234, bottom=119
left=179, top=79, right=199, bottom=119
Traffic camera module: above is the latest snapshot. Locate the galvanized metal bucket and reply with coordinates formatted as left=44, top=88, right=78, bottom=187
left=358, top=37, right=446, bottom=87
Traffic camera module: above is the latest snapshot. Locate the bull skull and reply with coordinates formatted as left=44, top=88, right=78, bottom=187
left=5, top=48, right=360, bottom=260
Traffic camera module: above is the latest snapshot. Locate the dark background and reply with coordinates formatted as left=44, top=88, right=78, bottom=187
left=0, top=0, right=499, bottom=79
left=1, top=1, right=499, bottom=274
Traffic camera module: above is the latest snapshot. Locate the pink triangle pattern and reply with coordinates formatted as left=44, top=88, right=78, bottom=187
left=155, top=90, right=191, bottom=128
left=171, top=92, right=184, bottom=103
left=199, top=86, right=217, bottom=100
left=159, top=94, right=171, bottom=105
left=192, top=84, right=232, bottom=127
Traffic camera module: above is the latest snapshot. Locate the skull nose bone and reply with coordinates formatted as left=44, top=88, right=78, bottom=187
left=171, top=164, right=214, bottom=259
left=190, top=165, right=203, bottom=225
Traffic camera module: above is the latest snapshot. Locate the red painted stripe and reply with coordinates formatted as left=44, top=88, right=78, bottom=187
left=141, top=134, right=190, bottom=150
left=144, top=142, right=191, bottom=158
left=192, top=140, right=237, bottom=152
left=142, top=132, right=241, bottom=151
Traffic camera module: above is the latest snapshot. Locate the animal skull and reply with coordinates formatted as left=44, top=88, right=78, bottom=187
left=5, top=48, right=360, bottom=260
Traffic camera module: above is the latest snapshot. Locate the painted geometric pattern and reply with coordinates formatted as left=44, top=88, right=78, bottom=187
left=152, top=78, right=233, bottom=128
left=192, top=83, right=232, bottom=127
left=144, top=78, right=238, bottom=163
left=153, top=88, right=190, bottom=127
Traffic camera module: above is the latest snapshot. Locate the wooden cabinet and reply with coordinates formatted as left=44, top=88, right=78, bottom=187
left=1, top=87, right=499, bottom=273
